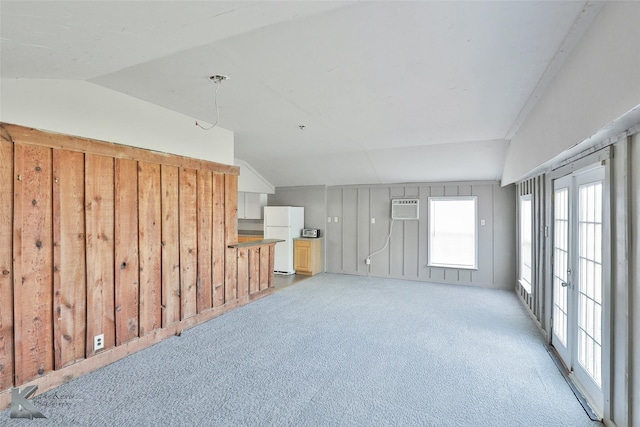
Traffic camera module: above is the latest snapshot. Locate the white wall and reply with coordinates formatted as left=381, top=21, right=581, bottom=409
left=235, top=158, right=275, bottom=193
left=0, top=79, right=234, bottom=165
left=502, top=1, right=640, bottom=184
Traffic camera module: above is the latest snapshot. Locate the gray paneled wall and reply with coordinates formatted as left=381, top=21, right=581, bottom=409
left=267, top=185, right=327, bottom=234
left=271, top=181, right=515, bottom=289
left=326, top=182, right=515, bottom=289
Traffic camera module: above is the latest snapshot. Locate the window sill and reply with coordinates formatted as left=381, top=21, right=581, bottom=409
left=518, top=279, right=532, bottom=294
left=427, top=263, right=478, bottom=271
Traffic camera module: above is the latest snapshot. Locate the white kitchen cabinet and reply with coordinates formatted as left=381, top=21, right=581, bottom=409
left=237, top=192, right=267, bottom=219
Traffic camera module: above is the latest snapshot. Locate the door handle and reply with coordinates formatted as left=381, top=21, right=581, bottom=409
left=561, top=281, right=571, bottom=288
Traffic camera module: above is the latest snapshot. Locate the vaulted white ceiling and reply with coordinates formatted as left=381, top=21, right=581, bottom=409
left=1, top=1, right=596, bottom=187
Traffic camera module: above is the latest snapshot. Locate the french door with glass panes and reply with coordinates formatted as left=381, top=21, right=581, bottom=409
left=552, top=166, right=605, bottom=415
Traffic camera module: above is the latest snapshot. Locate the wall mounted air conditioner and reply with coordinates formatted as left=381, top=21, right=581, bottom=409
left=391, top=199, right=419, bottom=220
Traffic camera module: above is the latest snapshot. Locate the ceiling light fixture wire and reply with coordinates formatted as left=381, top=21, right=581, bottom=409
left=195, top=75, right=227, bottom=130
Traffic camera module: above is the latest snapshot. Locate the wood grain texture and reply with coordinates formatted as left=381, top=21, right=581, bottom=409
left=85, top=154, right=116, bottom=357
left=268, top=245, right=276, bottom=288
left=237, top=248, right=249, bottom=300
left=260, top=246, right=270, bottom=291
left=138, top=162, right=162, bottom=336
left=52, top=150, right=86, bottom=369
left=179, top=168, right=197, bottom=319
left=197, top=170, right=213, bottom=313
left=115, top=159, right=140, bottom=345
left=0, top=137, right=14, bottom=389
left=211, top=173, right=225, bottom=307
left=224, top=174, right=238, bottom=303
left=1, top=124, right=280, bottom=402
left=13, top=144, right=54, bottom=384
left=249, top=248, right=260, bottom=295
left=1, top=123, right=239, bottom=176
left=225, top=248, right=238, bottom=303
left=161, top=165, right=180, bottom=326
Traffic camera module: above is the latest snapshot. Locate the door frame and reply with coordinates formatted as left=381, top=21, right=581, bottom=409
left=545, top=148, right=612, bottom=420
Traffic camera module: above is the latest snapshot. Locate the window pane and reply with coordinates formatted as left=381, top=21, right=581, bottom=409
left=428, top=197, right=477, bottom=269
left=519, top=195, right=532, bottom=293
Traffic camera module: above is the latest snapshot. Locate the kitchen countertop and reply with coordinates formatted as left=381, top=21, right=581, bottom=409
left=238, top=230, right=264, bottom=236
left=228, top=239, right=284, bottom=249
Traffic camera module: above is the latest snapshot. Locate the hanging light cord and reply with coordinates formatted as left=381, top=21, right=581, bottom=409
left=195, top=80, right=222, bottom=130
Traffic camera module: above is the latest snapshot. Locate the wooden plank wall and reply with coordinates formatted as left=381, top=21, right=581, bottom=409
left=52, top=150, right=86, bottom=369
left=13, top=144, right=54, bottom=385
left=114, top=159, right=140, bottom=345
left=85, top=154, right=116, bottom=357
left=138, top=162, right=162, bottom=336
left=0, top=134, right=14, bottom=390
left=0, top=123, right=279, bottom=406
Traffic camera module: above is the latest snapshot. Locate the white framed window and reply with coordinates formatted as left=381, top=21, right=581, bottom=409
left=519, top=195, right=532, bottom=293
left=428, top=196, right=477, bottom=269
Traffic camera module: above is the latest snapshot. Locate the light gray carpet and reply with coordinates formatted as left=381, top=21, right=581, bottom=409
left=3, top=274, right=602, bottom=426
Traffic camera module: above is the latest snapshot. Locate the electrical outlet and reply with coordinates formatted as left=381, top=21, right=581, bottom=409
left=371, top=218, right=375, bottom=224
left=365, top=258, right=371, bottom=265
left=94, top=334, right=105, bottom=351
left=334, top=217, right=339, bottom=223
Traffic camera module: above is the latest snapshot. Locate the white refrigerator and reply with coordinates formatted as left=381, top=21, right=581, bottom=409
left=264, top=206, right=304, bottom=274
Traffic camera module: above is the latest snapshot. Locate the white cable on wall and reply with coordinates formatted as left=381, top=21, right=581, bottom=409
left=365, top=218, right=395, bottom=265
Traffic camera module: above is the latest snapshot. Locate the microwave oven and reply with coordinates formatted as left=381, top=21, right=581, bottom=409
left=302, top=228, right=320, bottom=238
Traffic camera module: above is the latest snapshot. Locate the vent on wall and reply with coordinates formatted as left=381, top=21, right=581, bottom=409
left=391, top=199, right=419, bottom=220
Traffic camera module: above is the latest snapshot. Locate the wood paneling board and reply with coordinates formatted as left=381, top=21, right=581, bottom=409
left=444, top=185, right=459, bottom=196
left=211, top=173, right=225, bottom=307
left=249, top=248, right=260, bottom=294
left=224, top=174, right=238, bottom=303
left=1, top=124, right=239, bottom=176
left=268, top=245, right=276, bottom=288
left=85, top=154, right=116, bottom=357
left=138, top=162, right=162, bottom=336
left=114, top=159, right=140, bottom=345
left=0, top=137, right=13, bottom=389
left=430, top=186, right=445, bottom=197
left=13, top=144, right=54, bottom=383
left=390, top=187, right=405, bottom=198
left=405, top=186, right=419, bottom=198
left=326, top=188, right=343, bottom=273
left=370, top=187, right=391, bottom=276
left=179, top=168, right=197, bottom=319
left=418, top=185, right=430, bottom=280
left=474, top=185, right=494, bottom=285
left=403, top=219, right=419, bottom=278
left=357, top=189, right=370, bottom=275
left=161, top=165, right=180, bottom=326
left=237, top=248, right=249, bottom=300
left=197, top=170, right=213, bottom=313
left=259, top=247, right=270, bottom=291
left=52, top=150, right=86, bottom=369
left=444, top=266, right=459, bottom=282
left=459, top=185, right=472, bottom=196
left=342, top=188, right=358, bottom=274
left=225, top=248, right=238, bottom=302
